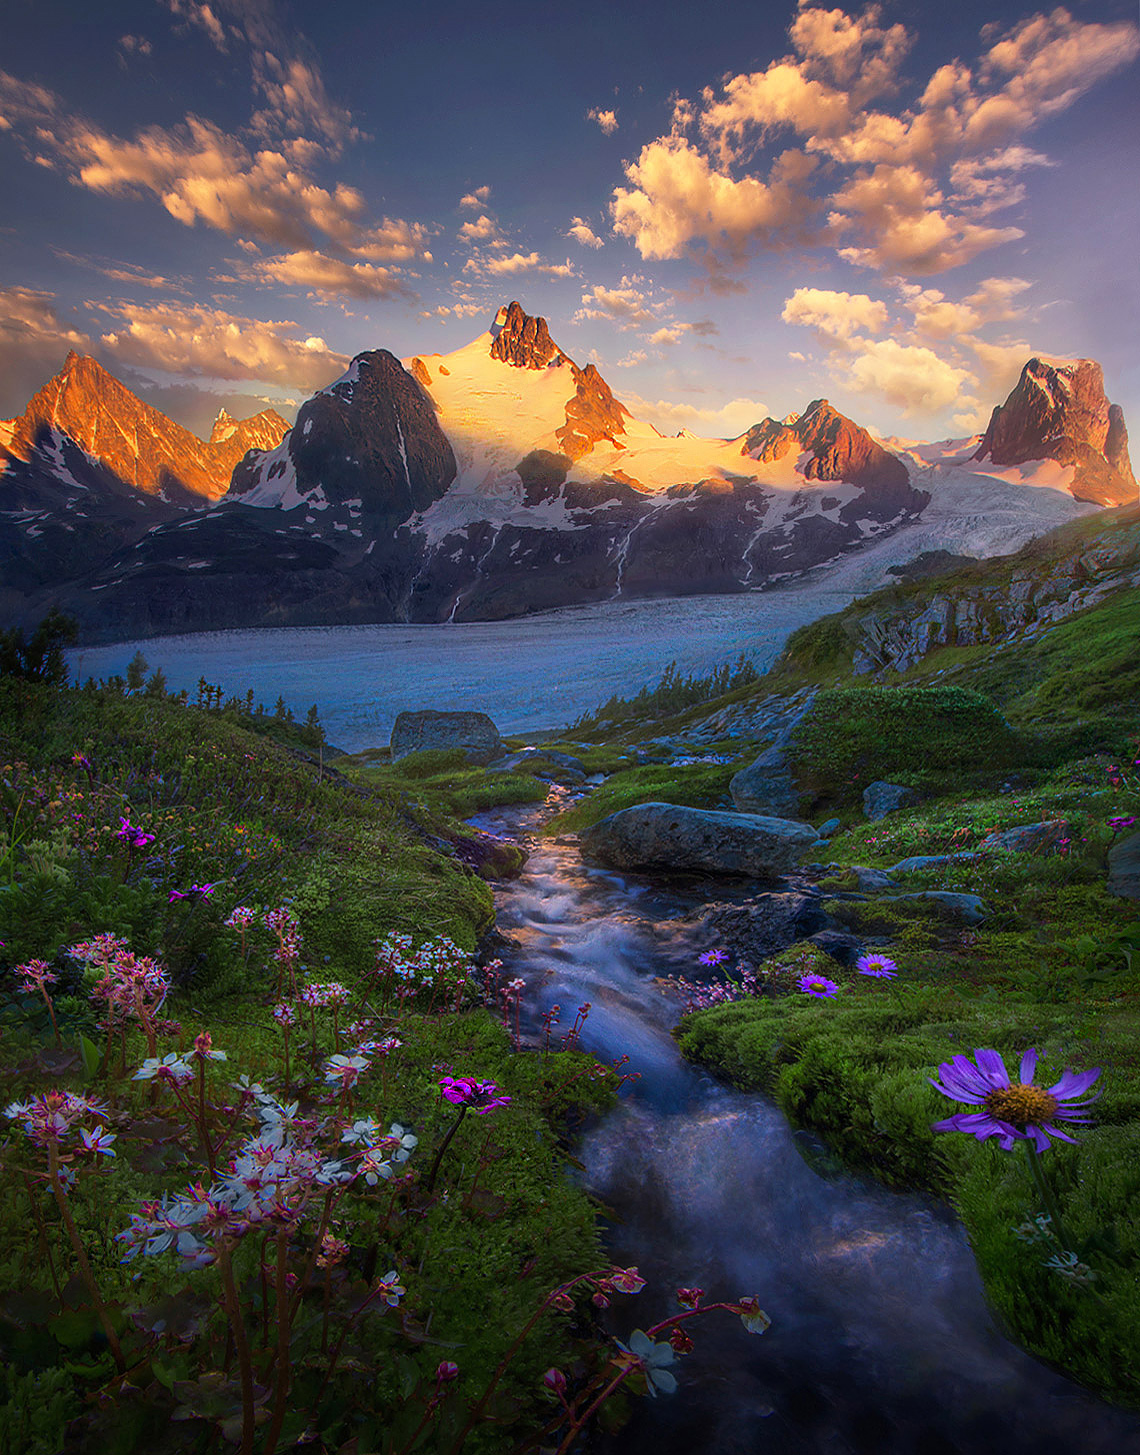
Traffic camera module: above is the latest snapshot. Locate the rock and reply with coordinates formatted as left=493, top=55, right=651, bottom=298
left=489, top=302, right=564, bottom=369
left=978, top=820, right=1068, bottom=854
left=579, top=803, right=819, bottom=878
left=808, top=929, right=866, bottom=966
left=6, top=351, right=287, bottom=504
left=556, top=361, right=630, bottom=461
left=741, top=398, right=916, bottom=519
left=974, top=356, right=1136, bottom=507
left=818, top=817, right=842, bottom=837
left=390, top=710, right=502, bottom=765
left=849, top=865, right=898, bottom=891
left=882, top=892, right=988, bottom=924
left=1107, top=830, right=1140, bottom=900
left=887, top=852, right=979, bottom=875
left=698, top=893, right=828, bottom=962
left=447, top=830, right=527, bottom=881
left=730, top=744, right=802, bottom=817
left=862, top=782, right=924, bottom=820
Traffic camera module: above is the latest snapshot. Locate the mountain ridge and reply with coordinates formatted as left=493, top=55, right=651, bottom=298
left=1, top=302, right=1135, bottom=642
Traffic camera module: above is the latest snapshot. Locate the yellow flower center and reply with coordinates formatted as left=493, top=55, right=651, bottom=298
left=983, top=1083, right=1059, bottom=1128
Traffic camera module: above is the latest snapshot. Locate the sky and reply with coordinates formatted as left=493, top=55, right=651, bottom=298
left=1, top=0, right=1137, bottom=445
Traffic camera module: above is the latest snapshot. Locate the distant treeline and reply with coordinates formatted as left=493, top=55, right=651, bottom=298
left=569, top=653, right=760, bottom=735
left=0, top=611, right=325, bottom=750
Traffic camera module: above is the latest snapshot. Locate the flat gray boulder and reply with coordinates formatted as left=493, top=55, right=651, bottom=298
left=882, top=891, right=988, bottom=924
left=1108, top=830, right=1140, bottom=900
left=978, top=820, right=1067, bottom=854
left=863, top=781, right=924, bottom=820
left=730, top=743, right=802, bottom=817
left=888, top=851, right=979, bottom=875
left=390, top=710, right=502, bottom=765
left=580, top=803, right=818, bottom=878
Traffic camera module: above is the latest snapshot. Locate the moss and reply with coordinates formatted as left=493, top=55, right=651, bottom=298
left=788, top=685, right=1020, bottom=805
left=542, top=756, right=747, bottom=834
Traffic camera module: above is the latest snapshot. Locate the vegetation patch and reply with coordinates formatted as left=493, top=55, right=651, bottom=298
left=542, top=756, right=749, bottom=835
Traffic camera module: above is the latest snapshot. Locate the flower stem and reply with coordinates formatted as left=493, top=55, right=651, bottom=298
left=45, top=1138, right=125, bottom=1371
left=1022, top=1139, right=1074, bottom=1251
left=425, top=1105, right=467, bottom=1194
left=217, top=1244, right=256, bottom=1455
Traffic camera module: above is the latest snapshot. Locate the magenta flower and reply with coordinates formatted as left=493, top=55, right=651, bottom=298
left=698, top=948, right=729, bottom=966
left=115, top=817, right=155, bottom=850
left=438, top=1077, right=511, bottom=1114
left=1109, top=815, right=1135, bottom=831
left=929, top=1047, right=1102, bottom=1154
left=856, top=953, right=898, bottom=979
left=169, top=883, right=217, bottom=904
left=797, top=973, right=838, bottom=998
left=15, top=959, right=57, bottom=993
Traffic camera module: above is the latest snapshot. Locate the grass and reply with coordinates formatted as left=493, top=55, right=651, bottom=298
left=0, top=677, right=636, bottom=1454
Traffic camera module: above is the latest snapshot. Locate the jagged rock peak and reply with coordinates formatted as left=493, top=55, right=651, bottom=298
left=741, top=397, right=909, bottom=492
left=974, top=356, right=1136, bottom=507
left=556, top=360, right=629, bottom=461
left=489, top=301, right=565, bottom=369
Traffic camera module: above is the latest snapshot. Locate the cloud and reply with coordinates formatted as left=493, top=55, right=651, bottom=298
left=50, top=249, right=183, bottom=292
left=459, top=186, right=492, bottom=208
left=458, top=214, right=504, bottom=244
left=620, top=389, right=770, bottom=437
left=566, top=216, right=604, bottom=249
left=614, top=350, right=648, bottom=367
left=0, top=286, right=93, bottom=415
left=163, top=1, right=229, bottom=52
left=247, top=250, right=412, bottom=301
left=587, top=107, right=619, bottom=135
left=896, top=275, right=1031, bottom=339
left=249, top=51, right=361, bottom=151
left=828, top=163, right=1024, bottom=274
left=606, top=5, right=1139, bottom=278
left=648, top=324, right=691, bottom=346
left=92, top=299, right=348, bottom=388
left=575, top=280, right=658, bottom=329
left=464, top=252, right=574, bottom=277
left=781, top=286, right=888, bottom=340
left=611, top=136, right=818, bottom=260
left=840, top=337, right=974, bottom=416
left=118, top=35, right=153, bottom=61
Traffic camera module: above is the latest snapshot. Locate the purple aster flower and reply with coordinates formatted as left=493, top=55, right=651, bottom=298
left=438, top=1076, right=512, bottom=1113
left=929, top=1047, right=1102, bottom=1154
left=856, top=953, right=898, bottom=979
left=1109, top=815, right=1136, bottom=831
left=698, top=948, right=729, bottom=966
left=797, top=973, right=838, bottom=999
left=169, top=883, right=218, bottom=904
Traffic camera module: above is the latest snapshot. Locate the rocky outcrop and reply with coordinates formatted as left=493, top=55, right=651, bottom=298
left=741, top=398, right=917, bottom=520
left=974, top=357, right=1136, bottom=507
left=697, top=893, right=828, bottom=960
left=489, top=302, right=564, bottom=369
left=863, top=782, right=924, bottom=820
left=1107, top=831, right=1140, bottom=900
left=390, top=710, right=502, bottom=765
left=580, top=803, right=819, bottom=878
left=729, top=691, right=818, bottom=816
left=231, top=352, right=456, bottom=528
left=2, top=353, right=287, bottom=503
left=556, top=363, right=629, bottom=461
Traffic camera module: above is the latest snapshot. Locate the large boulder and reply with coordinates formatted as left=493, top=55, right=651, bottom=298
left=580, top=803, right=819, bottom=878
left=1108, top=830, right=1140, bottom=900
left=730, top=743, right=802, bottom=817
left=698, top=893, right=828, bottom=961
left=863, top=781, right=924, bottom=820
left=390, top=710, right=502, bottom=765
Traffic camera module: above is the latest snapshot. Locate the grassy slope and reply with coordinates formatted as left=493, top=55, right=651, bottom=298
left=0, top=682, right=622, bottom=1453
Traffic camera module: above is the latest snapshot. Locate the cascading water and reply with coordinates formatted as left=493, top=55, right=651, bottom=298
left=473, top=800, right=1140, bottom=1455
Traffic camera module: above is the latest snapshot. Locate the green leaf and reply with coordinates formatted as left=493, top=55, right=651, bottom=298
left=77, top=1033, right=102, bottom=1080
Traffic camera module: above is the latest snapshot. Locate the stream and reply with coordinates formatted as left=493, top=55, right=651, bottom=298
left=471, top=797, right=1140, bottom=1455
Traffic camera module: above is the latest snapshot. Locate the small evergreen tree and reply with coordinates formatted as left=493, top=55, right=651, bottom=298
left=126, top=651, right=149, bottom=692
left=144, top=668, right=168, bottom=698
left=0, top=609, right=79, bottom=685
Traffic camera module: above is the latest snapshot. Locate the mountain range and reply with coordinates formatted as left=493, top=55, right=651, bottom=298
left=1, top=302, right=1134, bottom=642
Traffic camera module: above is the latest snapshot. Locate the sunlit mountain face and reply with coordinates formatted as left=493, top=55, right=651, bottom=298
left=0, top=0, right=1136, bottom=458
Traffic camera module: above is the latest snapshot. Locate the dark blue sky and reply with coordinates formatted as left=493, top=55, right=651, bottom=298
left=1, top=0, right=1137, bottom=441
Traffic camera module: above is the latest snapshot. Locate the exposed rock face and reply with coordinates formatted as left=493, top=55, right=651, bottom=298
left=580, top=803, right=819, bottom=878
left=390, top=710, right=502, bottom=765
left=838, top=505, right=1140, bottom=677
left=863, top=782, right=924, bottom=820
left=729, top=690, right=818, bottom=816
left=974, top=357, right=1136, bottom=506
left=231, top=351, right=457, bottom=528
left=741, top=398, right=914, bottom=518
left=556, top=363, right=629, bottom=461
left=3, top=353, right=287, bottom=503
left=1107, top=830, right=1140, bottom=901
left=489, top=302, right=563, bottom=369
left=697, top=893, right=828, bottom=960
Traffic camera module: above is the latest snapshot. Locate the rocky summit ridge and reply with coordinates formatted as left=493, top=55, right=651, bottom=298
left=1, top=303, right=1135, bottom=643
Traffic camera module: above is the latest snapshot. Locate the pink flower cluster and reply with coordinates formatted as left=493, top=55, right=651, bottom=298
left=438, top=1077, right=512, bottom=1114
left=70, top=935, right=171, bottom=1033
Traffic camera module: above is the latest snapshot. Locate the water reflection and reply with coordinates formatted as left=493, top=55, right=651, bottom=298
left=476, top=806, right=1140, bottom=1455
